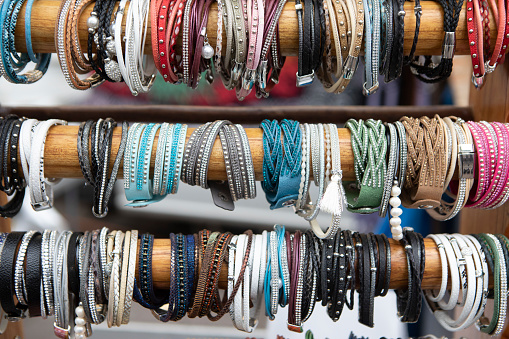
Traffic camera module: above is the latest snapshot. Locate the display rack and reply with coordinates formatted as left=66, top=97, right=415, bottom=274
left=0, top=0, right=508, bottom=337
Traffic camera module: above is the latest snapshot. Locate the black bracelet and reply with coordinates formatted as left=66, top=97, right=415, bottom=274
left=404, top=0, right=422, bottom=65
left=409, top=0, right=463, bottom=82
left=358, top=233, right=375, bottom=327
left=344, top=230, right=355, bottom=310
left=0, top=232, right=26, bottom=319
left=321, top=236, right=334, bottom=306
left=67, top=232, right=83, bottom=298
left=385, top=0, right=405, bottom=82
left=296, top=0, right=315, bottom=86
left=25, top=233, right=43, bottom=317
left=329, top=231, right=347, bottom=321
left=382, top=234, right=391, bottom=296
left=0, top=116, right=25, bottom=218
left=303, top=230, right=321, bottom=321
left=374, top=234, right=386, bottom=297
left=396, top=229, right=424, bottom=323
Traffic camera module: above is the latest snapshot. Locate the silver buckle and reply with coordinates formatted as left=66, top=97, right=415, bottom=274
left=31, top=199, right=52, bottom=211
left=257, top=60, right=269, bottom=89
left=458, top=143, right=475, bottom=179
left=343, top=55, right=359, bottom=80
left=242, top=68, right=257, bottom=91
left=471, top=72, right=484, bottom=89
left=362, top=81, right=379, bottom=96
left=296, top=70, right=314, bottom=87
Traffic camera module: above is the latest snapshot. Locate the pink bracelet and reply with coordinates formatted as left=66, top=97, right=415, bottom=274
left=482, top=122, right=509, bottom=208
left=466, top=122, right=490, bottom=206
left=491, top=123, right=509, bottom=208
left=237, top=0, right=265, bottom=100
left=470, top=122, right=505, bottom=208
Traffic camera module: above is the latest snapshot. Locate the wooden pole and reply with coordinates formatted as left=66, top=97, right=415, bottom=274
left=136, top=237, right=449, bottom=290
left=41, top=125, right=356, bottom=180
left=15, top=1, right=499, bottom=56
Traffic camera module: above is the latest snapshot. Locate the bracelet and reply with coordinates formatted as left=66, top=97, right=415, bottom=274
left=28, top=119, right=67, bottom=210
left=344, top=119, right=386, bottom=213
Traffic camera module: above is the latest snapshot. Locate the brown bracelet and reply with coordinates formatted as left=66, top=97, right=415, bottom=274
left=188, top=231, right=218, bottom=318
left=400, top=116, right=447, bottom=209
left=207, top=230, right=253, bottom=321
left=199, top=232, right=233, bottom=317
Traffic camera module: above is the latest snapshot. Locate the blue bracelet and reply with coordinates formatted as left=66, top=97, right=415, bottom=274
left=270, top=120, right=302, bottom=209
left=126, top=124, right=165, bottom=207
left=185, top=234, right=195, bottom=307
left=276, top=225, right=287, bottom=306
left=0, top=0, right=49, bottom=83
left=264, top=231, right=274, bottom=319
left=261, top=119, right=283, bottom=197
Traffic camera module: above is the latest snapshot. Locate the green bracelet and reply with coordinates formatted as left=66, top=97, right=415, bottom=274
left=477, top=234, right=503, bottom=335
left=344, top=119, right=387, bottom=214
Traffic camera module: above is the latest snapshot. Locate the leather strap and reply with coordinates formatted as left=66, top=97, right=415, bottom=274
left=0, top=232, right=25, bottom=319
left=25, top=233, right=42, bottom=317
left=400, top=116, right=446, bottom=209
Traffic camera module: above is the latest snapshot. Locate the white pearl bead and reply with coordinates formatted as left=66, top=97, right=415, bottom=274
left=278, top=278, right=283, bottom=289
left=75, top=334, right=85, bottom=339
left=393, top=234, right=403, bottom=241
left=202, top=44, right=214, bottom=59
left=74, top=325, right=86, bottom=334
left=391, top=186, right=401, bottom=197
left=75, top=317, right=86, bottom=326
left=86, top=15, right=99, bottom=29
left=390, top=207, right=402, bottom=217
left=389, top=196, right=401, bottom=207
left=391, top=225, right=403, bottom=236
left=75, top=306, right=85, bottom=318
left=389, top=217, right=401, bottom=227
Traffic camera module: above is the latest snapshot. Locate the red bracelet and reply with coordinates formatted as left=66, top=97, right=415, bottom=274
left=151, top=0, right=165, bottom=76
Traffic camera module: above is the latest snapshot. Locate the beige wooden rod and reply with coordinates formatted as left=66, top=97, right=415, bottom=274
left=136, top=237, right=483, bottom=290
left=43, top=125, right=356, bottom=180
left=15, top=1, right=498, bottom=56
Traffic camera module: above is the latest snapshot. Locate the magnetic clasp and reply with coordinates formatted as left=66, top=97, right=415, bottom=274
left=296, top=71, right=314, bottom=87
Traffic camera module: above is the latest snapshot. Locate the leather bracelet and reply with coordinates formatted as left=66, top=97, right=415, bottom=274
left=344, top=119, right=386, bottom=213
left=24, top=233, right=42, bottom=317
left=67, top=231, right=82, bottom=298
left=400, top=116, right=446, bottom=209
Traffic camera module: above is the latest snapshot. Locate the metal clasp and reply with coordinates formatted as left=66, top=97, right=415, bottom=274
left=343, top=55, right=359, bottom=80
left=231, top=61, right=244, bottom=83
left=458, top=143, right=475, bottom=179
left=442, top=32, right=456, bottom=60
left=257, top=60, right=269, bottom=89
left=362, top=81, right=379, bottom=96
left=296, top=70, right=314, bottom=87
left=31, top=199, right=52, bottom=211
left=471, top=72, right=484, bottom=89
left=242, top=68, right=257, bottom=91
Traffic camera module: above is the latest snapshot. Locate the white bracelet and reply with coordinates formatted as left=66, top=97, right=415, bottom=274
left=19, top=119, right=38, bottom=184
left=434, top=234, right=477, bottom=330
left=425, top=234, right=448, bottom=303
left=311, top=123, right=346, bottom=239
left=465, top=235, right=489, bottom=324
left=458, top=234, right=486, bottom=330
left=446, top=235, right=468, bottom=308
left=28, top=119, right=67, bottom=210
left=434, top=234, right=460, bottom=310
